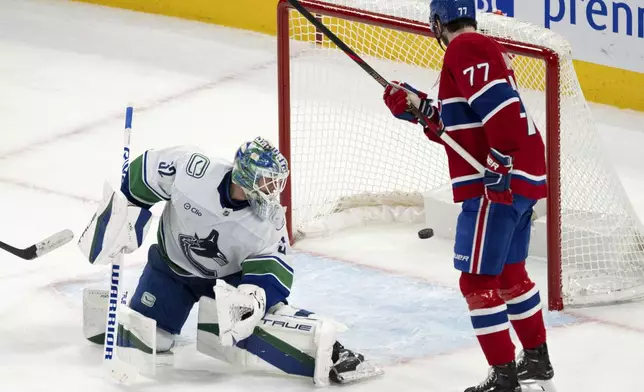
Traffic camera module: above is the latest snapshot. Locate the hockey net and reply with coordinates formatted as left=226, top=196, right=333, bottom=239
left=277, top=0, right=644, bottom=309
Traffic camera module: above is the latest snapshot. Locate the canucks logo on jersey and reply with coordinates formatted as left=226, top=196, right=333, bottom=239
left=179, top=229, right=229, bottom=277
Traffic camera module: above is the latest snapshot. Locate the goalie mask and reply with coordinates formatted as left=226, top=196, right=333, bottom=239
left=232, top=137, right=289, bottom=220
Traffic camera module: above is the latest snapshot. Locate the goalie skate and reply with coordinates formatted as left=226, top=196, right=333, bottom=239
left=328, top=342, right=383, bottom=384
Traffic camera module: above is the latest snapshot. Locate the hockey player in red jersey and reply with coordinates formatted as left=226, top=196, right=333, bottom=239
left=382, top=1, right=555, bottom=391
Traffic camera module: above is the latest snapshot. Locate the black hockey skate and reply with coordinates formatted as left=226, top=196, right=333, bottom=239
left=329, top=342, right=383, bottom=384
left=516, top=343, right=557, bottom=392
left=464, top=361, right=521, bottom=392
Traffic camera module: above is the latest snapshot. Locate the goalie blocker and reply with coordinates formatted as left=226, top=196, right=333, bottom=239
left=82, top=287, right=383, bottom=385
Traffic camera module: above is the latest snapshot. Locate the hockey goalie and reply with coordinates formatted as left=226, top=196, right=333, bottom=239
left=77, top=136, right=383, bottom=385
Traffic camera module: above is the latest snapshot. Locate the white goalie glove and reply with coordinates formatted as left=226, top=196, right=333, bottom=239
left=78, top=182, right=153, bottom=265
left=214, top=280, right=266, bottom=347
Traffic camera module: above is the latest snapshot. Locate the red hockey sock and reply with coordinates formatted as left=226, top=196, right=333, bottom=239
left=499, top=261, right=546, bottom=349
left=459, top=272, right=515, bottom=366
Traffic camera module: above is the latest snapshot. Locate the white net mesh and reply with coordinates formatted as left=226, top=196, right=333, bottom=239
left=281, top=0, right=644, bottom=307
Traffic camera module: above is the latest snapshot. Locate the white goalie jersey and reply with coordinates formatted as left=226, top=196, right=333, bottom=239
left=78, top=142, right=384, bottom=387
left=122, top=146, right=293, bottom=303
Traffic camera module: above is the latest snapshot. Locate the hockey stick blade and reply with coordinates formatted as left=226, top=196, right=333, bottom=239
left=0, top=229, right=74, bottom=260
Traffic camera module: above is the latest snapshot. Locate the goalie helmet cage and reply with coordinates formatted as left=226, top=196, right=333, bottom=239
left=277, top=0, right=644, bottom=311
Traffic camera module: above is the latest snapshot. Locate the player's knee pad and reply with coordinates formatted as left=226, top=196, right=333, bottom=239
left=197, top=297, right=343, bottom=386
left=458, top=272, right=503, bottom=310
left=458, top=273, right=512, bottom=343
left=498, top=262, right=542, bottom=320
left=498, top=261, right=533, bottom=298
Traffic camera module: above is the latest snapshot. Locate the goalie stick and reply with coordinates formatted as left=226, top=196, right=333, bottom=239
left=0, top=229, right=74, bottom=260
left=286, top=0, right=485, bottom=174
left=101, top=106, right=137, bottom=383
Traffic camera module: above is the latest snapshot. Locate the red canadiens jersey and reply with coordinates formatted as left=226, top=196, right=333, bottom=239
left=425, top=32, right=547, bottom=203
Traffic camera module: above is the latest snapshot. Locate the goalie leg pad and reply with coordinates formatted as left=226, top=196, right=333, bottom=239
left=197, top=297, right=338, bottom=385
left=83, top=288, right=111, bottom=344
left=115, top=305, right=159, bottom=376
left=82, top=288, right=160, bottom=377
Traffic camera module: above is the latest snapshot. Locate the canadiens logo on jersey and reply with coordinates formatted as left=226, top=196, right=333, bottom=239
left=179, top=229, right=229, bottom=277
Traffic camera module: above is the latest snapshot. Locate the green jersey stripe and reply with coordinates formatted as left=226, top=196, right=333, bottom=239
left=128, top=155, right=163, bottom=205
left=242, top=257, right=294, bottom=290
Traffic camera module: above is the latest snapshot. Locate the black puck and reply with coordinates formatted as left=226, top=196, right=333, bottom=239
left=418, top=228, right=434, bottom=239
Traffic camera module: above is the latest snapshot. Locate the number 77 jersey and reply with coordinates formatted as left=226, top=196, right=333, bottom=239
left=430, top=32, right=547, bottom=203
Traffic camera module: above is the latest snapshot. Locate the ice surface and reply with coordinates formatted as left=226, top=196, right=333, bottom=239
left=1, top=0, right=644, bottom=391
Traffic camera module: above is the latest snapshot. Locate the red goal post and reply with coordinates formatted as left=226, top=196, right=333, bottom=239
left=277, top=0, right=644, bottom=311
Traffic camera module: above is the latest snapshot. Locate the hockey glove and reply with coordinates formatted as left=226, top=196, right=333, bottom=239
left=383, top=81, right=436, bottom=124
left=78, top=182, right=152, bottom=265
left=484, top=148, right=513, bottom=205
left=214, top=281, right=266, bottom=347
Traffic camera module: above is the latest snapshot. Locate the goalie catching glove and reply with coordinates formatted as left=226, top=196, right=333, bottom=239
left=383, top=81, right=438, bottom=125
left=78, top=182, right=152, bottom=265
left=214, top=280, right=267, bottom=346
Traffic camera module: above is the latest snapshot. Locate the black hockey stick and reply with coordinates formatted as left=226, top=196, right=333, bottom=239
left=286, top=0, right=427, bottom=122
left=0, top=229, right=74, bottom=260
left=286, top=0, right=486, bottom=173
